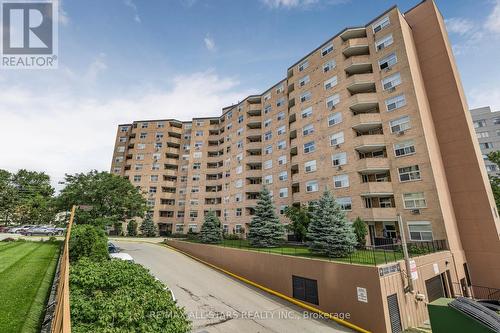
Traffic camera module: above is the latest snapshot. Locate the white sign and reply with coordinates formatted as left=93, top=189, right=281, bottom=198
left=433, top=263, right=439, bottom=275
left=409, top=260, right=418, bottom=280
left=357, top=287, right=368, bottom=303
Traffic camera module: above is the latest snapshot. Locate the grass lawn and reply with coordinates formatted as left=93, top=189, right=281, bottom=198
left=184, top=239, right=404, bottom=266
left=0, top=241, right=60, bottom=333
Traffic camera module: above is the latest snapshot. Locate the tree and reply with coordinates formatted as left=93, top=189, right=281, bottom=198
left=487, top=151, right=500, bottom=210
left=0, top=170, right=19, bottom=225
left=57, top=170, right=147, bottom=226
left=199, top=210, right=223, bottom=244
left=284, top=205, right=311, bottom=242
left=140, top=214, right=157, bottom=237
left=307, top=190, right=356, bottom=257
left=69, top=224, right=109, bottom=263
left=352, top=217, right=368, bottom=247
left=247, top=187, right=285, bottom=247
left=127, top=220, right=138, bottom=237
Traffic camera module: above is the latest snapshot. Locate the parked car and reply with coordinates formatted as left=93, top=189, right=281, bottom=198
left=0, top=226, right=10, bottom=233
left=108, top=242, right=121, bottom=254
left=110, top=252, right=134, bottom=262
left=9, top=225, right=35, bottom=234
left=22, top=226, right=58, bottom=236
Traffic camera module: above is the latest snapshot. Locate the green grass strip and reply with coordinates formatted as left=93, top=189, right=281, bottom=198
left=0, top=243, right=59, bottom=333
left=0, top=242, right=43, bottom=274
left=0, top=242, right=23, bottom=253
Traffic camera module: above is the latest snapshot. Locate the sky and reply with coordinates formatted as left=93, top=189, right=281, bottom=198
left=1, top=0, right=500, bottom=189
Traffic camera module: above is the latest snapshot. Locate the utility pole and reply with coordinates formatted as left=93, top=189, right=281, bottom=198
left=397, top=213, right=414, bottom=293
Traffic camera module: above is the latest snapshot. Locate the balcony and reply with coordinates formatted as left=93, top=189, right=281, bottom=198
left=163, top=180, right=176, bottom=188
left=164, top=158, right=179, bottom=165
left=245, top=169, right=262, bottom=178
left=351, top=113, right=382, bottom=131
left=342, top=37, right=369, bottom=58
left=168, top=126, right=182, bottom=135
left=164, top=169, right=177, bottom=176
left=167, top=137, right=181, bottom=145
left=356, top=157, right=390, bottom=172
left=245, top=155, right=262, bottom=164
left=346, top=73, right=376, bottom=95
left=247, top=120, right=261, bottom=129
left=246, top=128, right=261, bottom=137
left=349, top=93, right=379, bottom=114
left=245, top=184, right=262, bottom=193
left=359, top=182, right=393, bottom=196
left=344, top=55, right=372, bottom=76
left=339, top=27, right=367, bottom=41
left=246, top=142, right=262, bottom=151
left=353, top=134, right=385, bottom=151
left=165, top=147, right=179, bottom=155
left=363, top=207, right=397, bottom=222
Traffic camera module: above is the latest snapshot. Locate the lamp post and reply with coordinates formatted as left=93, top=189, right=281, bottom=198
left=397, top=213, right=414, bottom=293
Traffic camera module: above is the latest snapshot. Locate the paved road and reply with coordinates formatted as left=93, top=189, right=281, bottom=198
left=114, top=241, right=353, bottom=333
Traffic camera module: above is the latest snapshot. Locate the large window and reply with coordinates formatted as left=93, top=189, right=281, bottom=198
left=299, top=75, right=310, bottom=87
left=279, top=188, right=289, bottom=198
left=379, top=52, right=397, bottom=70
left=333, top=174, right=349, bottom=188
left=382, top=72, right=401, bottom=90
left=306, top=180, right=319, bottom=193
left=330, top=131, right=345, bottom=146
left=301, top=106, right=313, bottom=119
left=323, top=59, right=336, bottom=73
left=300, top=91, right=312, bottom=103
left=337, top=197, right=352, bottom=211
left=390, top=115, right=411, bottom=133
left=324, top=76, right=338, bottom=90
left=332, top=152, right=347, bottom=166
left=408, top=222, right=433, bottom=241
left=321, top=43, right=334, bottom=57
left=326, top=93, right=340, bottom=109
left=375, top=33, right=393, bottom=51
left=304, top=141, right=316, bottom=153
left=298, top=60, right=309, bottom=72
left=304, top=160, right=317, bottom=173
left=394, top=140, right=416, bottom=157
left=385, top=94, right=406, bottom=111
left=473, top=119, right=486, bottom=128
left=372, top=16, right=390, bottom=33
left=403, top=192, right=427, bottom=209
left=328, top=112, right=342, bottom=126
left=303, top=124, right=314, bottom=136
left=398, top=165, right=421, bottom=182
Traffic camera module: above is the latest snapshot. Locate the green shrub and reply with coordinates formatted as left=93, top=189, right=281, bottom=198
left=186, top=231, right=199, bottom=241
left=69, top=225, right=108, bottom=263
left=127, top=220, right=138, bottom=237
left=70, top=258, right=190, bottom=333
left=168, top=233, right=187, bottom=239
left=223, top=233, right=240, bottom=240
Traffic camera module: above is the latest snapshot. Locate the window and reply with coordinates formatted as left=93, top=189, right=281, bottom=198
left=476, top=132, right=489, bottom=139
left=264, top=159, right=273, bottom=169
left=264, top=105, right=272, bottom=114
left=300, top=91, right=312, bottom=103
left=474, top=119, right=486, bottom=128
left=264, top=175, right=273, bottom=184
left=193, top=152, right=202, bottom=159
left=191, top=186, right=200, bottom=193
left=302, top=124, right=314, bottom=136
left=113, top=167, right=121, bottom=173
left=304, top=141, right=316, bottom=153
left=306, top=180, right=319, bottom=192
left=236, top=165, right=243, bottom=174
left=277, top=125, right=286, bottom=135
left=321, top=43, right=334, bottom=57
left=149, top=186, right=157, bottom=194
left=235, top=193, right=243, bottom=202
left=305, top=160, right=317, bottom=173
left=278, top=155, right=287, bottom=165
left=195, top=130, right=203, bottom=137
left=326, top=93, right=340, bottom=109
left=188, top=224, right=198, bottom=232
left=120, top=126, right=129, bottom=132
left=238, top=115, right=244, bottom=123
left=280, top=205, right=288, bottom=215
left=265, top=145, right=273, bottom=155
left=486, top=164, right=498, bottom=172
left=235, top=179, right=243, bottom=188
left=375, top=33, right=393, bottom=51
left=119, top=137, right=127, bottom=143
left=337, top=197, right=352, bottom=211
left=264, top=131, right=272, bottom=141
left=236, top=208, right=242, bottom=217
left=133, top=175, right=141, bottom=182
left=323, top=59, right=336, bottom=73
left=139, top=132, right=147, bottom=139
left=403, top=192, right=427, bottom=209
left=301, top=106, right=313, bottom=119
left=480, top=142, right=494, bottom=149
left=324, top=76, right=338, bottom=90
left=298, top=60, right=309, bottom=72
left=117, top=146, right=125, bottom=153
left=235, top=224, right=243, bottom=233
left=155, top=132, right=164, bottom=139
left=137, top=143, right=146, bottom=150
left=150, top=175, right=159, bottom=182
left=277, top=140, right=287, bottom=150
left=394, top=140, right=416, bottom=157
left=494, top=117, right=500, bottom=125
left=263, top=93, right=271, bottom=102
left=334, top=174, right=349, bottom=188
left=390, top=115, right=411, bottom=133
left=279, top=171, right=288, bottom=181
left=332, top=152, right=347, bottom=166
left=277, top=97, right=285, bottom=107
left=277, top=111, right=286, bottom=121
left=135, top=164, right=143, bottom=171
left=141, top=122, right=149, bottom=129
left=276, top=84, right=284, bottom=94
left=136, top=154, right=144, bottom=160
left=330, top=131, right=344, bottom=146
left=264, top=118, right=272, bottom=128
left=379, top=52, right=397, bottom=70
left=372, top=16, right=390, bottom=33
left=399, top=165, right=421, bottom=182
left=382, top=72, right=401, bottom=90
left=408, top=222, right=433, bottom=241
left=328, top=112, right=342, bottom=126
left=292, top=276, right=319, bottom=305
left=385, top=94, right=406, bottom=111
left=237, top=140, right=243, bottom=149
left=193, top=162, right=201, bottom=169
left=299, top=75, right=310, bottom=87
left=279, top=188, right=289, bottom=198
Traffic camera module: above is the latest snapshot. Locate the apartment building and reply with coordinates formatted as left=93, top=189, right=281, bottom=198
left=470, top=106, right=500, bottom=175
left=112, top=0, right=500, bottom=289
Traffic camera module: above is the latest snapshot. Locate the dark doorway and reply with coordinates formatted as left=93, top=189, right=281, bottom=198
left=425, top=275, right=445, bottom=302
left=387, top=293, right=402, bottom=333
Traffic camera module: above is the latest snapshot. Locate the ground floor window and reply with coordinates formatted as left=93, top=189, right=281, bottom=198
left=408, top=221, right=433, bottom=241
left=175, top=224, right=184, bottom=233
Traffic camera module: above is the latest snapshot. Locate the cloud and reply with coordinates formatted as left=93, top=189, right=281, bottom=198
left=124, top=0, right=141, bottom=23
left=468, top=87, right=500, bottom=112
left=204, top=34, right=216, bottom=51
left=444, top=18, right=475, bottom=36
left=58, top=0, right=70, bottom=26
left=0, top=70, right=252, bottom=190
left=485, top=0, right=500, bottom=33
left=260, top=0, right=347, bottom=9
left=84, top=53, right=107, bottom=83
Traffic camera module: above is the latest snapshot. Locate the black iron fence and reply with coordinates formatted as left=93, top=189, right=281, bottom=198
left=179, top=238, right=448, bottom=266
left=452, top=282, right=500, bottom=300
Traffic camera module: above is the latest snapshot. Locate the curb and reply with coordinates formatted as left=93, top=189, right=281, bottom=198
left=160, top=242, right=371, bottom=333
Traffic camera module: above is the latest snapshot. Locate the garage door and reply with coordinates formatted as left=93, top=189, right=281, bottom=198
left=425, top=275, right=445, bottom=303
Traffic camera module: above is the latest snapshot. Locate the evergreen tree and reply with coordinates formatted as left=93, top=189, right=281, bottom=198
left=247, top=187, right=285, bottom=247
left=127, top=219, right=138, bottom=237
left=140, top=215, right=157, bottom=237
left=352, top=217, right=368, bottom=247
left=199, top=210, right=223, bottom=244
left=307, top=190, right=356, bottom=257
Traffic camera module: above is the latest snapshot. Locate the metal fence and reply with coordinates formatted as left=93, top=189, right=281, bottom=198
left=186, top=238, right=448, bottom=266
left=50, top=206, right=75, bottom=333
left=452, top=282, right=500, bottom=300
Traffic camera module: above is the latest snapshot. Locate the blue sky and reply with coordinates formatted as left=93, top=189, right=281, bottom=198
left=1, top=0, right=500, bottom=187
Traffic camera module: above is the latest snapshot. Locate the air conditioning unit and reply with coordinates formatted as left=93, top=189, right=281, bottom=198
left=328, top=104, right=336, bottom=110
left=337, top=165, right=343, bottom=171
left=335, top=144, right=341, bottom=149
left=411, top=209, right=421, bottom=215
left=384, top=66, right=392, bottom=72
left=388, top=87, right=396, bottom=93
left=377, top=44, right=384, bottom=51
left=397, top=130, right=405, bottom=136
